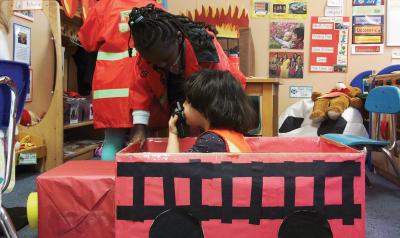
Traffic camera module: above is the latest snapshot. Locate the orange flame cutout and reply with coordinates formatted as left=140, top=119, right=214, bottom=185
left=185, top=5, right=249, bottom=38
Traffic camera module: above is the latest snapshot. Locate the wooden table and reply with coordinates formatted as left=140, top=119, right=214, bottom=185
left=245, top=77, right=280, bottom=137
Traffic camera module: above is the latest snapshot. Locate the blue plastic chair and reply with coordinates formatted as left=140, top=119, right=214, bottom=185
left=323, top=86, right=400, bottom=179
left=0, top=60, right=30, bottom=237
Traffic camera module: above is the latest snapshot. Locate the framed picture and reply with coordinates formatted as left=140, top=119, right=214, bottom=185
left=14, top=10, right=34, bottom=21
left=270, top=22, right=305, bottom=49
left=26, top=68, right=32, bottom=102
left=269, top=52, right=304, bottom=79
left=13, top=23, right=31, bottom=65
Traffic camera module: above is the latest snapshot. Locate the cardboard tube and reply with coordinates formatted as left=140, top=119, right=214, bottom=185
left=27, top=192, right=38, bottom=229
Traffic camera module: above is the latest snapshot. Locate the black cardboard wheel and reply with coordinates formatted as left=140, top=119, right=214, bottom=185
left=278, top=210, right=333, bottom=238
left=149, top=208, right=204, bottom=238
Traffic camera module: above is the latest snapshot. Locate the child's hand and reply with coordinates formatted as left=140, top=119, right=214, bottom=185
left=168, top=115, right=179, bottom=136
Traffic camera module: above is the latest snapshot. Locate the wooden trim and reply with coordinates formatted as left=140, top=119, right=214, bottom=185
left=64, top=121, right=93, bottom=130
left=247, top=77, right=280, bottom=84
left=64, top=144, right=98, bottom=161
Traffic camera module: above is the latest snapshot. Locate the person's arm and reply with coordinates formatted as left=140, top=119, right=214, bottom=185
left=166, top=115, right=180, bottom=152
left=78, top=6, right=104, bottom=51
left=273, top=36, right=292, bottom=48
left=130, top=58, right=158, bottom=145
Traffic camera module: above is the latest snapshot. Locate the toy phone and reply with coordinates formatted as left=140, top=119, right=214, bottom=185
left=174, top=102, right=188, bottom=138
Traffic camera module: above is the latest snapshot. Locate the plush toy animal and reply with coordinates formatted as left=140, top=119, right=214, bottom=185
left=310, top=82, right=363, bottom=123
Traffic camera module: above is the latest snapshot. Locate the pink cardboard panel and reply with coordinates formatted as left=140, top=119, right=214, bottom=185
left=119, top=137, right=358, bottom=154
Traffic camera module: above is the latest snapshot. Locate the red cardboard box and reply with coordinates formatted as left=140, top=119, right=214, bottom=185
left=37, top=161, right=115, bottom=238
left=116, top=137, right=365, bottom=238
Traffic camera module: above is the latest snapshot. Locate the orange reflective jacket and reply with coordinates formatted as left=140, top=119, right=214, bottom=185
left=78, top=0, right=159, bottom=128
left=131, top=35, right=247, bottom=129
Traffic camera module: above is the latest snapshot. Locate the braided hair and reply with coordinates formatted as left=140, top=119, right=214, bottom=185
left=128, top=4, right=219, bottom=62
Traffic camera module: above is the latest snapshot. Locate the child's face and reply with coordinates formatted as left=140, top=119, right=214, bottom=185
left=183, top=100, right=209, bottom=130
left=283, top=32, right=292, bottom=41
left=291, top=33, right=299, bottom=42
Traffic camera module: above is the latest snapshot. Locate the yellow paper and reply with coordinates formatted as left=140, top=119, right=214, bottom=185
left=269, top=0, right=308, bottom=19
left=354, top=35, right=382, bottom=44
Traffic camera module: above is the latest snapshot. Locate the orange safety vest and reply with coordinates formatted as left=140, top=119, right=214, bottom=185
left=78, top=0, right=160, bottom=129
left=208, top=129, right=252, bottom=153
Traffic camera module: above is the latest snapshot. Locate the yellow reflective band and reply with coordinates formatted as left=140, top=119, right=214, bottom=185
left=64, top=0, right=71, bottom=15
left=93, top=88, right=129, bottom=99
left=119, top=23, right=129, bottom=33
left=226, top=140, right=241, bottom=153
left=97, top=49, right=136, bottom=61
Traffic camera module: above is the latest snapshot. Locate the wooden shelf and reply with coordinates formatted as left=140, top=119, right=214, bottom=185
left=64, top=144, right=99, bottom=161
left=246, top=77, right=280, bottom=84
left=64, top=121, right=93, bottom=130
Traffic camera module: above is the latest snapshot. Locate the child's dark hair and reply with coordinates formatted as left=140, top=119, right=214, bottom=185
left=293, top=27, right=304, bottom=40
left=184, top=70, right=257, bottom=133
left=128, top=4, right=217, bottom=55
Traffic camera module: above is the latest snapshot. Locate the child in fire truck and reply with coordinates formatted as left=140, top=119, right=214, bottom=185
left=127, top=4, right=247, bottom=147
left=166, top=70, right=257, bottom=153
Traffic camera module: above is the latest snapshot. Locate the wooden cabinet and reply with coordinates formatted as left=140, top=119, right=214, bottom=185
left=246, top=77, right=280, bottom=137
left=14, top=2, right=102, bottom=171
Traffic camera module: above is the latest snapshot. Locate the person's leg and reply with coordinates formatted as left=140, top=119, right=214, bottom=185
left=101, top=128, right=127, bottom=161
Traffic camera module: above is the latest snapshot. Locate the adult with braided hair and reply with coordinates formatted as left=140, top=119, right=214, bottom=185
left=128, top=4, right=247, bottom=145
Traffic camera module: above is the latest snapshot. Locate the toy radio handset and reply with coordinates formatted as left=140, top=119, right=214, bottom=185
left=174, top=102, right=188, bottom=138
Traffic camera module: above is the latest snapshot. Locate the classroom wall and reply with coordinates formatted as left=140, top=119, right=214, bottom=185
left=4, top=5, right=56, bottom=119
left=167, top=0, right=397, bottom=115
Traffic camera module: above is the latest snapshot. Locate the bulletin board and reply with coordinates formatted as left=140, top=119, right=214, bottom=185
left=309, top=17, right=350, bottom=73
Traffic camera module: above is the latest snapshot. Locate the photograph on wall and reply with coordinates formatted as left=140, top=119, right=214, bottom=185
left=269, top=52, right=304, bottom=79
left=14, top=10, right=34, bottom=21
left=269, top=22, right=304, bottom=49
left=13, top=23, right=31, bottom=65
left=309, top=17, right=350, bottom=73
left=252, top=0, right=270, bottom=18
left=269, top=0, right=308, bottom=19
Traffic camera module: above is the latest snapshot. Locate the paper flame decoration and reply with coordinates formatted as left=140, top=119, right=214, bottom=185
left=184, top=5, right=249, bottom=39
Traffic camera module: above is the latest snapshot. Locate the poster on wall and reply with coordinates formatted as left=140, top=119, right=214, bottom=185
left=269, top=22, right=304, bottom=49
left=13, top=23, right=31, bottom=65
left=13, top=0, right=42, bottom=10
left=352, top=0, right=384, bottom=53
left=252, top=0, right=270, bottom=18
left=269, top=0, right=308, bottom=19
left=387, top=0, right=400, bottom=46
left=289, top=86, right=313, bottom=98
left=309, top=17, right=350, bottom=73
left=269, top=52, right=304, bottom=79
